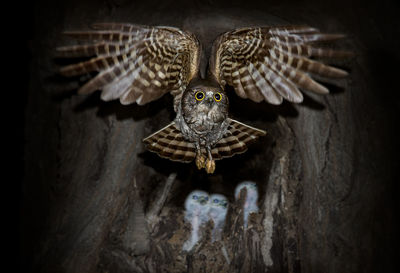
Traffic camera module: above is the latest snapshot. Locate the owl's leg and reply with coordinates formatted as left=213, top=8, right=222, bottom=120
left=195, top=143, right=206, bottom=170
left=205, top=147, right=216, bottom=174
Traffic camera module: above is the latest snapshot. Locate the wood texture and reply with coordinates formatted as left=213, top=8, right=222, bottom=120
left=21, top=1, right=398, bottom=273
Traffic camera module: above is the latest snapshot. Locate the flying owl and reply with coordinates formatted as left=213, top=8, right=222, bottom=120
left=208, top=193, right=229, bottom=242
left=235, top=181, right=259, bottom=228
left=57, top=23, right=350, bottom=173
left=182, top=190, right=210, bottom=251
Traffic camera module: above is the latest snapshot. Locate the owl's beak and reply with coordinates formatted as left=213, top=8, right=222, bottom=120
left=205, top=97, right=214, bottom=106
left=199, top=197, right=208, bottom=205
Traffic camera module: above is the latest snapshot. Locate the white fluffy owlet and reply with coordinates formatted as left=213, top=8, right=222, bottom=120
left=235, top=181, right=259, bottom=228
left=182, top=190, right=210, bottom=251
left=58, top=23, right=351, bottom=174
left=208, top=193, right=229, bottom=242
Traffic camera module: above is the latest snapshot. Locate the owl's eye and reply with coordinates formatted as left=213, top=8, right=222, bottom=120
left=214, top=92, right=222, bottom=102
left=213, top=199, right=219, bottom=203
left=193, top=195, right=198, bottom=200
left=195, top=91, right=205, bottom=101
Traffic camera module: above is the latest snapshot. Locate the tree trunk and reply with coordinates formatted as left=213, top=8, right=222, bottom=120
left=21, top=1, right=398, bottom=273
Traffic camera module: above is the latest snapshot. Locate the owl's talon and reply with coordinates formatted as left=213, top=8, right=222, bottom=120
left=205, top=159, right=216, bottom=174
left=196, top=154, right=206, bottom=169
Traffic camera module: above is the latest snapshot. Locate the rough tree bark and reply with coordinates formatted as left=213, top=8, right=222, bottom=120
left=21, top=0, right=398, bottom=273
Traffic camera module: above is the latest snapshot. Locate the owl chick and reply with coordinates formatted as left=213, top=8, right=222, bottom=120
left=182, top=190, right=210, bottom=251
left=235, top=181, right=259, bottom=228
left=58, top=23, right=351, bottom=174
left=208, top=193, right=229, bottom=242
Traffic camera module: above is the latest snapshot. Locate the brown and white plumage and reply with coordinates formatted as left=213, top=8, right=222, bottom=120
left=143, top=119, right=266, bottom=163
left=58, top=23, right=351, bottom=173
left=58, top=23, right=200, bottom=105
left=210, top=26, right=351, bottom=105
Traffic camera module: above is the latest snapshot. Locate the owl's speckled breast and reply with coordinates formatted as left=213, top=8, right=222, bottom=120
left=175, top=106, right=229, bottom=148
left=190, top=106, right=225, bottom=133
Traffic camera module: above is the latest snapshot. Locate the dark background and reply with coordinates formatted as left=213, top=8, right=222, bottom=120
left=18, top=0, right=399, bottom=272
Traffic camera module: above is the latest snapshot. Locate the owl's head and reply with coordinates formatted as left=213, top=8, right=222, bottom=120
left=235, top=181, right=259, bottom=207
left=184, top=190, right=210, bottom=209
left=181, top=86, right=229, bottom=119
left=210, top=193, right=228, bottom=209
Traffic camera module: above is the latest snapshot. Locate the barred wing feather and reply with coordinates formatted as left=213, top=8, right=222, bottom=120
left=210, top=26, right=352, bottom=105
left=57, top=23, right=201, bottom=105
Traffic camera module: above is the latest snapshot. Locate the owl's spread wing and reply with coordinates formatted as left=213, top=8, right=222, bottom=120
left=209, top=26, right=352, bottom=104
left=57, top=23, right=200, bottom=105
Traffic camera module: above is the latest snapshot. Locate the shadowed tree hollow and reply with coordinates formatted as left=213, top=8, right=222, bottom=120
left=21, top=0, right=398, bottom=272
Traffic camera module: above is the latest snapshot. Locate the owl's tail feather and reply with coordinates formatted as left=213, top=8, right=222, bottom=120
left=142, top=119, right=266, bottom=164
left=209, top=119, right=266, bottom=160
left=143, top=122, right=197, bottom=163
